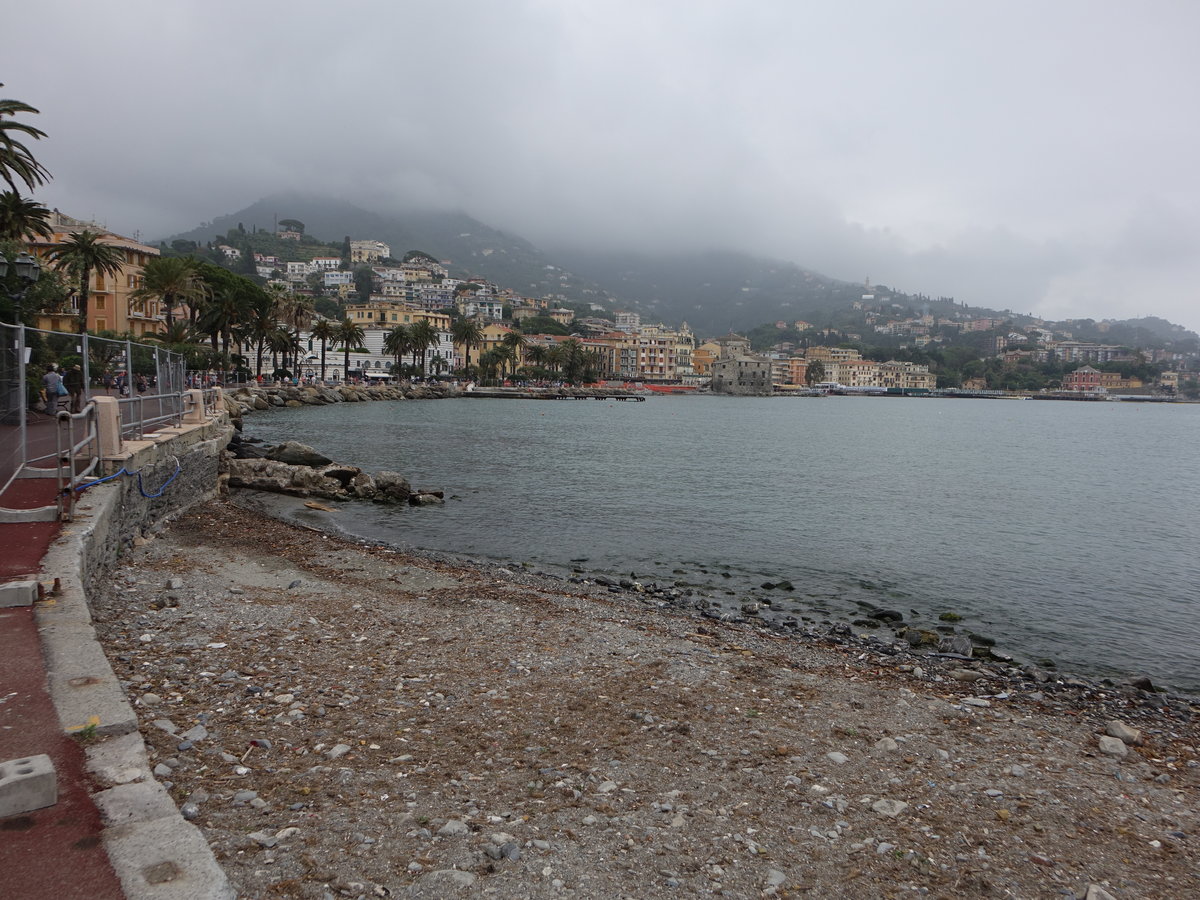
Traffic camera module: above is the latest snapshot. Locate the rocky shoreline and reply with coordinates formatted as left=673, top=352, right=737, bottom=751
left=223, top=389, right=1197, bottom=701
left=87, top=498, right=1200, bottom=899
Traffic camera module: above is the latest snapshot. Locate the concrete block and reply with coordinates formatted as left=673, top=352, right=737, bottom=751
left=103, top=817, right=235, bottom=900
left=0, top=580, right=37, bottom=608
left=86, top=732, right=151, bottom=787
left=94, top=780, right=177, bottom=827
left=0, top=754, right=58, bottom=818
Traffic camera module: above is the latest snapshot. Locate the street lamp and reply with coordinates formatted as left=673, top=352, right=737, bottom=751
left=0, top=250, right=42, bottom=324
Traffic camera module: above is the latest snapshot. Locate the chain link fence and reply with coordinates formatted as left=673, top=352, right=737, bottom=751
left=0, top=323, right=189, bottom=496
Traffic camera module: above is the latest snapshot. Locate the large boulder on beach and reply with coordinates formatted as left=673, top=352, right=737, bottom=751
left=266, top=441, right=332, bottom=467
left=374, top=471, right=412, bottom=503
left=226, top=458, right=344, bottom=498
left=348, top=472, right=378, bottom=499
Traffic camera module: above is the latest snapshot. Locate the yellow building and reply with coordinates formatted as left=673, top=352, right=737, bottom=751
left=349, top=240, right=391, bottom=264
left=29, top=211, right=161, bottom=336
left=345, top=300, right=451, bottom=331
left=805, top=346, right=862, bottom=364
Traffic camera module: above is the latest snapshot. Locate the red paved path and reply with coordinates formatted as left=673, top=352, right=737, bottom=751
left=1, top=475, right=124, bottom=898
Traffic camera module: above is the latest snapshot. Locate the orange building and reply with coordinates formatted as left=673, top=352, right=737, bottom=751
left=29, top=211, right=161, bottom=336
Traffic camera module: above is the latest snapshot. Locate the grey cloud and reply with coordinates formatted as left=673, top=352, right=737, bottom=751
left=9, top=0, right=1200, bottom=331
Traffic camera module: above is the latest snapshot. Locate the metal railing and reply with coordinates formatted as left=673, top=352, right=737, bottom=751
left=1, top=321, right=190, bottom=509
left=179, top=386, right=224, bottom=424
left=118, top=391, right=185, bottom=442
left=54, top=402, right=100, bottom=521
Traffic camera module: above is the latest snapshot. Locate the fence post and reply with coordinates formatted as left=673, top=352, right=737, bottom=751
left=82, top=332, right=90, bottom=403
left=92, top=395, right=121, bottom=458
left=18, top=324, right=27, bottom=459
left=182, top=389, right=206, bottom=424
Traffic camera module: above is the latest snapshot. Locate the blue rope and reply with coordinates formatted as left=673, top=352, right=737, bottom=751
left=75, top=468, right=128, bottom=491
left=135, top=460, right=182, bottom=499
left=75, top=457, right=182, bottom=498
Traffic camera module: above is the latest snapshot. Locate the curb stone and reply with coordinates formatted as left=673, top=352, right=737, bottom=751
left=36, top=480, right=235, bottom=900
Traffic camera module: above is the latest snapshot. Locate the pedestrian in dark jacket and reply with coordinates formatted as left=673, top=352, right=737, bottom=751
left=64, top=364, right=85, bottom=414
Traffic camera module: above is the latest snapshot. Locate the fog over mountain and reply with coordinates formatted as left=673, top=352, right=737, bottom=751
left=9, top=1, right=1200, bottom=331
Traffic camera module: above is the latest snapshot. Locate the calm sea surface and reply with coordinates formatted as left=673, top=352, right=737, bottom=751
left=246, top=396, right=1200, bottom=690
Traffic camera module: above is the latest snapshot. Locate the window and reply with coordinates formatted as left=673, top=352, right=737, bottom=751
left=95, top=297, right=106, bottom=310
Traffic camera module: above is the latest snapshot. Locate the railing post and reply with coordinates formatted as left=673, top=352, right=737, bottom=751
left=81, top=332, right=91, bottom=407
left=92, top=395, right=121, bottom=458
left=18, top=324, right=27, bottom=468
left=182, top=389, right=206, bottom=424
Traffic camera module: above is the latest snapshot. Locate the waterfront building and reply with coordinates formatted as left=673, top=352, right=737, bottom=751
left=691, top=341, right=721, bottom=375
left=305, top=303, right=453, bottom=380
left=805, top=346, right=862, bottom=364
left=28, top=210, right=162, bottom=336
left=772, top=357, right=809, bottom=386
left=1097, top=371, right=1142, bottom=391
left=1061, top=365, right=1103, bottom=392
left=710, top=355, right=772, bottom=395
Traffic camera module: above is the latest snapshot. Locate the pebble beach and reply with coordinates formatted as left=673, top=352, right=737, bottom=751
left=85, top=496, right=1200, bottom=898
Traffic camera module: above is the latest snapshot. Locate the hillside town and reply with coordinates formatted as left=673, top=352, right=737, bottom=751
left=5, top=211, right=1198, bottom=399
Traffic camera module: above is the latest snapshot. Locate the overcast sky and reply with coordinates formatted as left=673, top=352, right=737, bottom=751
left=10, top=0, right=1200, bottom=330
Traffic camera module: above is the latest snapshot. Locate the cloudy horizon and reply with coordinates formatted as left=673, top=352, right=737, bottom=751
left=9, top=0, right=1200, bottom=331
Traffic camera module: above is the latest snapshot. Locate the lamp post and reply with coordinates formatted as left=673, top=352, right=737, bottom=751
left=0, top=250, right=42, bottom=324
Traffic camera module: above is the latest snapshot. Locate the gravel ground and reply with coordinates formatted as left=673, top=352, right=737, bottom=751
left=88, top=498, right=1200, bottom=899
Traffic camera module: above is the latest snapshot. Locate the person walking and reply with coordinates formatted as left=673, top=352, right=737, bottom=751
left=64, top=364, right=85, bottom=413
left=40, top=364, right=63, bottom=413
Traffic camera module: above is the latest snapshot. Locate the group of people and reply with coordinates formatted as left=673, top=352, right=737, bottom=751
left=39, top=363, right=84, bottom=414
left=38, top=365, right=152, bottom=415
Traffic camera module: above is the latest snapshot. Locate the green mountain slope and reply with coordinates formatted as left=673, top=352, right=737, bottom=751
left=162, top=194, right=1198, bottom=346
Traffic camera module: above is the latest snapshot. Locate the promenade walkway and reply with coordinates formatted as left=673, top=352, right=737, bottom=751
left=0, top=470, right=124, bottom=897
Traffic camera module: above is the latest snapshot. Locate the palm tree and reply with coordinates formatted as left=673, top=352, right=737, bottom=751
left=267, top=327, right=293, bottom=377
left=0, top=92, right=51, bottom=192
left=0, top=192, right=52, bottom=240
left=49, top=230, right=127, bottom=334
left=200, top=281, right=251, bottom=363
left=245, top=302, right=278, bottom=378
left=584, top=349, right=608, bottom=383
left=492, top=345, right=515, bottom=384
left=559, top=338, right=585, bottom=384
left=333, top=318, right=366, bottom=381
left=525, top=344, right=548, bottom=369
left=145, top=320, right=197, bottom=346
left=130, top=255, right=206, bottom=330
left=409, top=319, right=438, bottom=376
left=805, top=359, right=826, bottom=387
left=310, top=318, right=336, bottom=382
left=500, top=330, right=527, bottom=378
left=451, top=317, right=484, bottom=379
left=476, top=348, right=502, bottom=385
left=383, top=324, right=411, bottom=378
